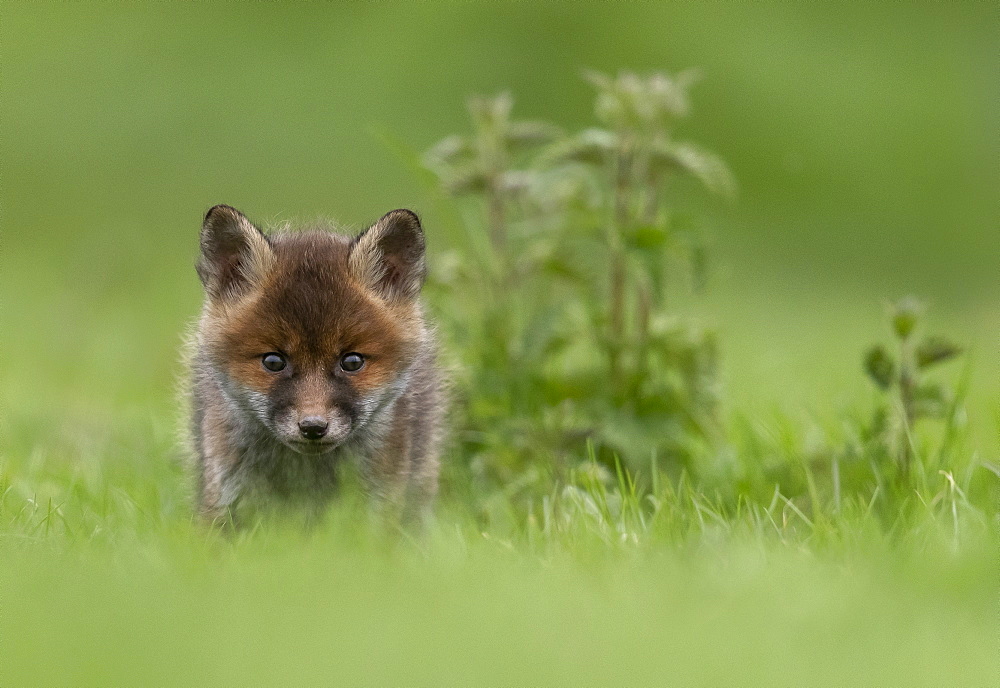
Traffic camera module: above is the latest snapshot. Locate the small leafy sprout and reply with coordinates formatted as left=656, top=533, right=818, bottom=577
left=862, top=297, right=962, bottom=474
left=891, top=295, right=922, bottom=340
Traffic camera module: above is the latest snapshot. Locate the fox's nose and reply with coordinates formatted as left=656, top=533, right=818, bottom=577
left=298, top=416, right=329, bottom=440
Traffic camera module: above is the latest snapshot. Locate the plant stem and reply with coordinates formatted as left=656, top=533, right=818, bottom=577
left=609, top=251, right=626, bottom=383
left=607, top=142, right=632, bottom=392
left=642, top=167, right=661, bottom=225
left=898, top=336, right=916, bottom=476
left=487, top=180, right=507, bottom=253
left=632, top=281, right=652, bottom=398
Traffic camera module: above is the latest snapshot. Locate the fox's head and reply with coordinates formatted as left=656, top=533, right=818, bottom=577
left=196, top=205, right=428, bottom=454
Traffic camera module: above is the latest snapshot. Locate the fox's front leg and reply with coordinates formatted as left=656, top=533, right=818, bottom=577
left=196, top=406, right=241, bottom=527
left=198, top=457, right=233, bottom=526
left=363, top=438, right=411, bottom=525
left=363, top=418, right=439, bottom=528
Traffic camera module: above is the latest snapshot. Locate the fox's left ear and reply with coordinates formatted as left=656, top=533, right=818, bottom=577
left=349, top=209, right=427, bottom=301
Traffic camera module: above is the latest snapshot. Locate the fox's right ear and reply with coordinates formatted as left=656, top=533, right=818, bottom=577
left=197, top=205, right=274, bottom=300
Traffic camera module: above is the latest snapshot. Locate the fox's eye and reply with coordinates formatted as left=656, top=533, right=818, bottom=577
left=340, top=352, right=364, bottom=373
left=262, top=353, right=287, bottom=372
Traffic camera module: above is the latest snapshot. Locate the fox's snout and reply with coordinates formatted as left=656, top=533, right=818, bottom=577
left=279, top=374, right=355, bottom=448
left=297, top=416, right=328, bottom=440
left=292, top=407, right=351, bottom=443
left=276, top=404, right=352, bottom=452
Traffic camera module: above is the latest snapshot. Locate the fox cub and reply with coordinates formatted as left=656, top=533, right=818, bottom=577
left=188, top=204, right=444, bottom=525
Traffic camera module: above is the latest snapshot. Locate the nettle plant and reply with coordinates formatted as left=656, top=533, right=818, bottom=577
left=425, top=70, right=734, bottom=485
left=862, top=297, right=962, bottom=476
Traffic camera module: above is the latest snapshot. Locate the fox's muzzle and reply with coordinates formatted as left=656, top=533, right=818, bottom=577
left=298, top=416, right=329, bottom=440
left=278, top=406, right=352, bottom=454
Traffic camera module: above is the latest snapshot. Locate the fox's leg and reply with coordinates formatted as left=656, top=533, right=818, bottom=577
left=363, top=442, right=411, bottom=525
left=198, top=457, right=237, bottom=526
left=196, top=405, right=242, bottom=527
left=363, top=407, right=440, bottom=529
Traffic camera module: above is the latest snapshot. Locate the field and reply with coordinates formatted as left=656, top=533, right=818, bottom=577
left=2, top=3, right=997, bottom=685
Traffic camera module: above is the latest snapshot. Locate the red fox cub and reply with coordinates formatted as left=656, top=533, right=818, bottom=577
left=188, top=205, right=444, bottom=525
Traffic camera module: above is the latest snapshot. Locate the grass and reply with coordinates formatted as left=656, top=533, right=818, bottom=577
left=1, top=398, right=997, bottom=685
left=3, top=535, right=995, bottom=686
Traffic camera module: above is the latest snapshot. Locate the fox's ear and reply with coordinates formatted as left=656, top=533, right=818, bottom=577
left=349, top=209, right=426, bottom=301
left=197, top=205, right=274, bottom=300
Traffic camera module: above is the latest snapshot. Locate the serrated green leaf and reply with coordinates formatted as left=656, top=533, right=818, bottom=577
left=538, top=128, right=617, bottom=167
left=916, top=337, right=962, bottom=369
left=864, top=345, right=895, bottom=390
left=442, top=166, right=488, bottom=195
left=647, top=72, right=694, bottom=118
left=505, top=121, right=561, bottom=148
left=467, top=92, right=513, bottom=127
left=649, top=140, right=737, bottom=198
left=424, top=134, right=473, bottom=167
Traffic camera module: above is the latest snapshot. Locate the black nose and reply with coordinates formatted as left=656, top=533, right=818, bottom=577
left=298, top=416, right=329, bottom=440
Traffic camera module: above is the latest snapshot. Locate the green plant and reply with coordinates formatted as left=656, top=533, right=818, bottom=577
left=863, top=297, right=962, bottom=476
left=424, top=92, right=560, bottom=257
left=425, top=70, right=734, bottom=486
left=537, top=70, right=735, bottom=471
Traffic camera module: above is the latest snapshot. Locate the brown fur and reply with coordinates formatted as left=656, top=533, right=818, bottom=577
left=187, top=205, right=444, bottom=526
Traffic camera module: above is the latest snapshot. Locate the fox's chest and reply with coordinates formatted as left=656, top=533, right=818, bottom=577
left=226, top=442, right=346, bottom=511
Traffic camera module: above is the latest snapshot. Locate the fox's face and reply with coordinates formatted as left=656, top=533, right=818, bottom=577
left=196, top=205, right=427, bottom=454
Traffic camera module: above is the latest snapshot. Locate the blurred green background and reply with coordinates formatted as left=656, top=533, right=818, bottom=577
left=3, top=1, right=995, bottom=447
left=2, top=4, right=997, bottom=685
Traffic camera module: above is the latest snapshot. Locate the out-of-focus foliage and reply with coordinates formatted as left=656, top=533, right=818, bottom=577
left=426, top=71, right=735, bottom=487
left=423, top=73, right=989, bottom=530
left=861, top=297, right=963, bottom=475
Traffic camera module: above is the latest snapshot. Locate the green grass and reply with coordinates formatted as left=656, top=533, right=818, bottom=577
left=2, top=406, right=997, bottom=685
left=3, top=533, right=996, bottom=686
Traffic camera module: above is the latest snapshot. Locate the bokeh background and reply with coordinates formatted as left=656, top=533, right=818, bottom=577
left=2, top=4, right=998, bottom=685
left=2, top=1, right=997, bottom=450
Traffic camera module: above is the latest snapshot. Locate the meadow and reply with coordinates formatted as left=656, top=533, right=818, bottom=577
left=1, top=3, right=997, bottom=685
